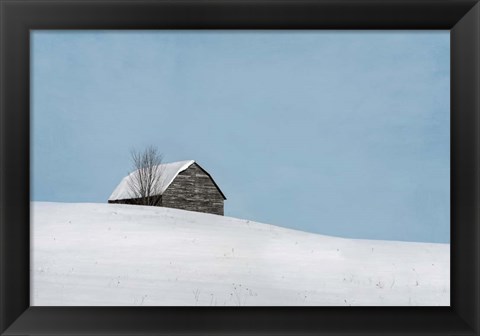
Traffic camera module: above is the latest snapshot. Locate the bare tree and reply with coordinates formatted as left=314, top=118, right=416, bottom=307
left=127, top=146, right=164, bottom=206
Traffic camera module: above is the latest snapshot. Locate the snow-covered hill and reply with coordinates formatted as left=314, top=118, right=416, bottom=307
left=31, top=202, right=449, bottom=306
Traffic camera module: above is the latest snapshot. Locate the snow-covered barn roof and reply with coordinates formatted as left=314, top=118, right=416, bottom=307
left=108, top=160, right=226, bottom=201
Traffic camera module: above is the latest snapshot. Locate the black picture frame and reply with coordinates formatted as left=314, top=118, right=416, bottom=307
left=1, top=0, right=479, bottom=335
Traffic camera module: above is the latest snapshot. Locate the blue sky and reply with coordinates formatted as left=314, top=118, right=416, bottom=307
left=31, top=31, right=450, bottom=243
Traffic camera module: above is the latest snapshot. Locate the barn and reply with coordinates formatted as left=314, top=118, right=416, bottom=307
left=108, top=160, right=226, bottom=215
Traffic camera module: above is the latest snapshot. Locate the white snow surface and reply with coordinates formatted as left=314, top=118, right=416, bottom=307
left=31, top=202, right=450, bottom=306
left=108, top=160, right=195, bottom=201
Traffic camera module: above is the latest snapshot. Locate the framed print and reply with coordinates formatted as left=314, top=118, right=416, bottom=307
left=28, top=29, right=451, bottom=308
left=1, top=0, right=479, bottom=335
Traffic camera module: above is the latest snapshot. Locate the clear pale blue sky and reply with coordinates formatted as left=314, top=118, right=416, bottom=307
left=31, top=31, right=450, bottom=243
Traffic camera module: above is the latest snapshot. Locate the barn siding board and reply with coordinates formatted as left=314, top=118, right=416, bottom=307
left=108, top=195, right=162, bottom=206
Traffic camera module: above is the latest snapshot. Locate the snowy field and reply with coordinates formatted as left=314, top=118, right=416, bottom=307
left=31, top=202, right=450, bottom=306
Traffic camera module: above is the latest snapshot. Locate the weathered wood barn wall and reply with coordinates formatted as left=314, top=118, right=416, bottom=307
left=162, top=163, right=225, bottom=215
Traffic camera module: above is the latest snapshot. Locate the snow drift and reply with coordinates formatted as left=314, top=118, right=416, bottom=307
left=31, top=202, right=449, bottom=306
